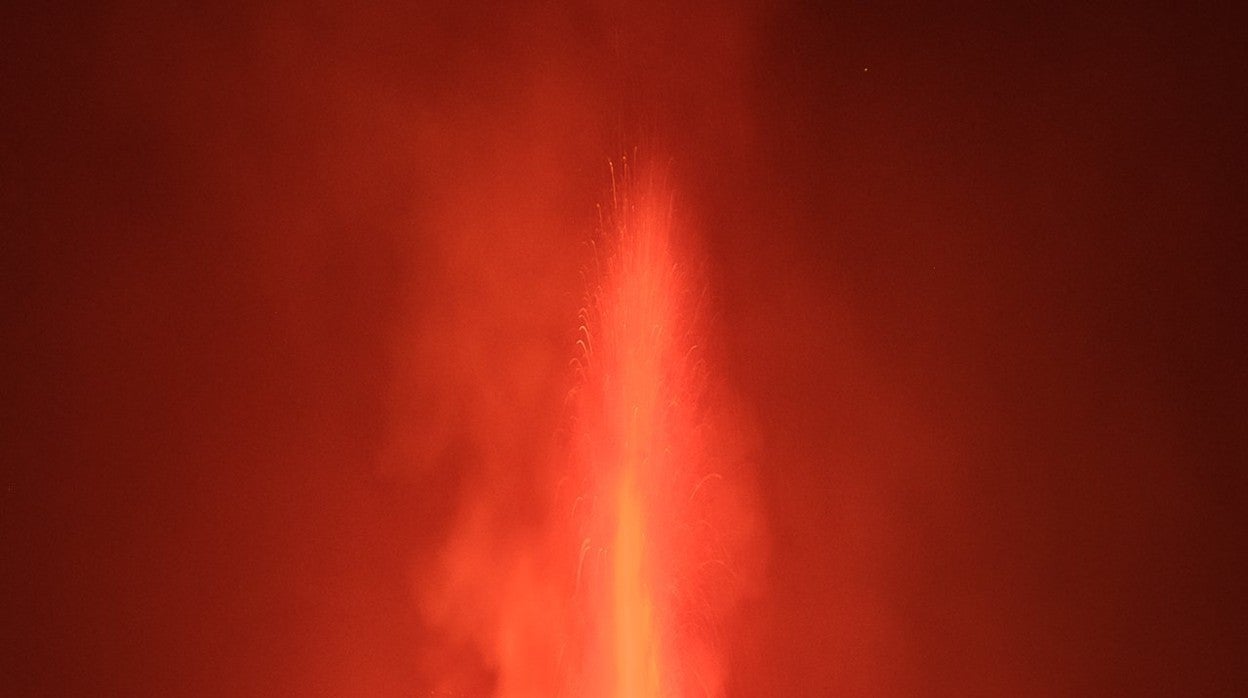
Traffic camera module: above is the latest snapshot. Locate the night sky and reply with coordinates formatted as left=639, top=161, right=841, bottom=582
left=5, top=2, right=1245, bottom=695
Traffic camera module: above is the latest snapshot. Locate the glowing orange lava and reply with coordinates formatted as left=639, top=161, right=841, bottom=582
left=420, top=159, right=760, bottom=698
left=597, top=181, right=672, bottom=697
left=564, top=160, right=747, bottom=697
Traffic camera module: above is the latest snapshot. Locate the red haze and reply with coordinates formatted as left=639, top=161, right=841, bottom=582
left=4, top=2, right=1245, bottom=696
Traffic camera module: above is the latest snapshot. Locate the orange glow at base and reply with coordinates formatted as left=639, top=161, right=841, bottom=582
left=612, top=471, right=659, bottom=697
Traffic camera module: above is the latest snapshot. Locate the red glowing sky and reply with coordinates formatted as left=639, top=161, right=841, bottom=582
left=4, top=2, right=1246, bottom=696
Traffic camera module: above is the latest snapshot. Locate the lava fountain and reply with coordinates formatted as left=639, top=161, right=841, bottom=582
left=557, top=159, right=760, bottom=697
left=420, top=158, right=761, bottom=698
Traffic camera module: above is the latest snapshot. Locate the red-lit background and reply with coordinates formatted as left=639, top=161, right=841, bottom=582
left=4, top=2, right=1245, bottom=696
